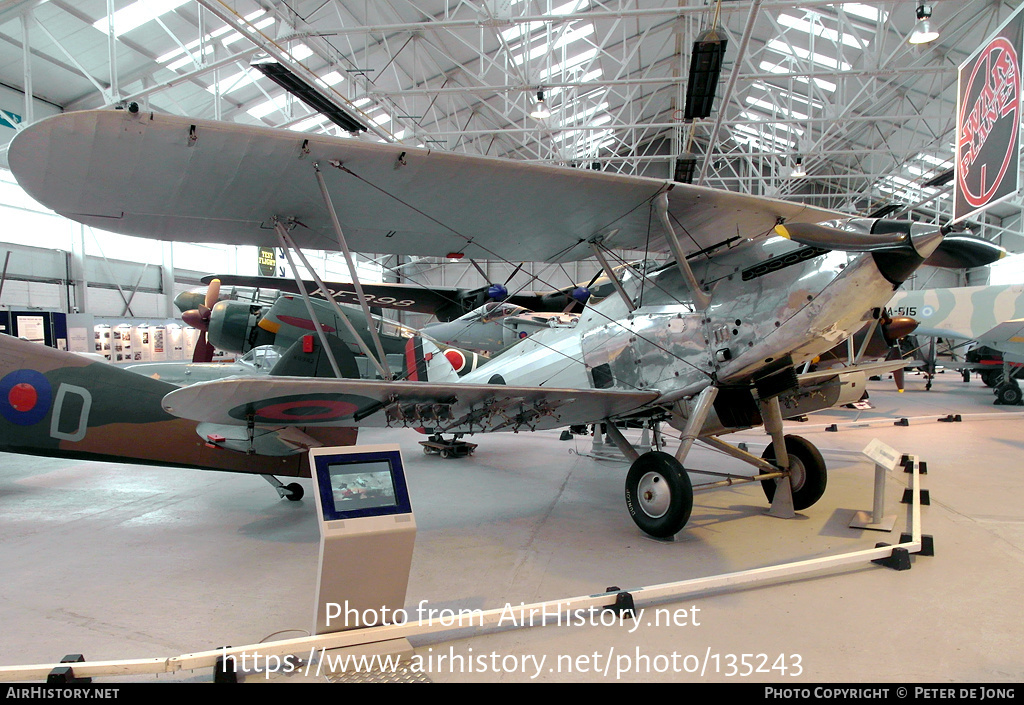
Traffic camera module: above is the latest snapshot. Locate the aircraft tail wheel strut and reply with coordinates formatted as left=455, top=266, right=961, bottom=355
left=261, top=474, right=304, bottom=501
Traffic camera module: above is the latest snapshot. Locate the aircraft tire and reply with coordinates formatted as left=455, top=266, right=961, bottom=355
left=624, top=451, right=693, bottom=538
left=995, top=382, right=1023, bottom=406
left=760, top=435, right=827, bottom=511
left=981, top=370, right=1002, bottom=388
left=285, top=482, right=304, bottom=501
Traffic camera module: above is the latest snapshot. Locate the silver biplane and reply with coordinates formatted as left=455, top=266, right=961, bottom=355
left=8, top=108, right=973, bottom=537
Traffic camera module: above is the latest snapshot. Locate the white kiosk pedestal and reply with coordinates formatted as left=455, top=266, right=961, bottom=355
left=309, top=445, right=417, bottom=673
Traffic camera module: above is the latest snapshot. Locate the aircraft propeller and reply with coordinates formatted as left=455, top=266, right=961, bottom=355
left=181, top=278, right=221, bottom=363
left=775, top=221, right=1005, bottom=269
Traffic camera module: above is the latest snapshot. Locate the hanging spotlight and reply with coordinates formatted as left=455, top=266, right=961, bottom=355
left=530, top=90, right=550, bottom=119
left=790, top=156, right=806, bottom=178
left=908, top=4, right=940, bottom=45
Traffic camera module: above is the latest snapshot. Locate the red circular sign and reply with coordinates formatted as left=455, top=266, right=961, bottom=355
left=958, top=36, right=1020, bottom=208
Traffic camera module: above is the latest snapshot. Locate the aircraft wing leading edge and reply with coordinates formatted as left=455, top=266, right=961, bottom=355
left=9, top=110, right=840, bottom=263
left=160, top=376, right=660, bottom=433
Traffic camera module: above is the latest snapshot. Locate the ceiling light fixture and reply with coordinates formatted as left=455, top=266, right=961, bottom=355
left=530, top=90, right=550, bottom=119
left=791, top=156, right=806, bottom=178
left=908, top=4, right=940, bottom=45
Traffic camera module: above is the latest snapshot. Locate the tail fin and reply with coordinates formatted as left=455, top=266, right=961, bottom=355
left=403, top=336, right=461, bottom=382
left=0, top=335, right=350, bottom=477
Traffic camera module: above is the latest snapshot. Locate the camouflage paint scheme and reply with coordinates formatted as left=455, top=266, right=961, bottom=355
left=0, top=335, right=356, bottom=477
left=886, top=284, right=1024, bottom=360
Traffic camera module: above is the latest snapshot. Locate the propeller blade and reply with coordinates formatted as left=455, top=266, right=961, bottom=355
left=503, top=263, right=524, bottom=287
left=774, top=222, right=910, bottom=251
left=182, top=309, right=205, bottom=329
left=192, top=330, right=215, bottom=363
left=886, top=347, right=906, bottom=392
left=204, top=278, right=221, bottom=311
left=924, top=235, right=1006, bottom=269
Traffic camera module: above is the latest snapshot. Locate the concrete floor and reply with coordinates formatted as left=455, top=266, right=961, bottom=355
left=0, top=369, right=1022, bottom=683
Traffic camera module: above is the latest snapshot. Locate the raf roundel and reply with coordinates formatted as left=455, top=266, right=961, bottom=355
left=227, top=393, right=374, bottom=424
left=0, top=369, right=52, bottom=426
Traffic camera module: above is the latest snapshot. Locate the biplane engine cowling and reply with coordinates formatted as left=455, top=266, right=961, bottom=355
left=206, top=300, right=274, bottom=355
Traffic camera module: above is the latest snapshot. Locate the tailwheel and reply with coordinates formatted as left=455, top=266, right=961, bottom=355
left=760, top=435, right=827, bottom=511
left=624, top=451, right=693, bottom=538
left=284, top=482, right=304, bottom=501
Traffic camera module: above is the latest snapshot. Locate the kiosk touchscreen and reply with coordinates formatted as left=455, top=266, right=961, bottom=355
left=309, top=444, right=416, bottom=636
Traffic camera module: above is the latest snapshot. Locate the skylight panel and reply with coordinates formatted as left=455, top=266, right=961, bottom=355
left=739, top=111, right=805, bottom=136
left=733, top=124, right=795, bottom=149
left=777, top=13, right=865, bottom=49
left=317, top=72, right=345, bottom=87
left=830, top=3, right=887, bottom=23
left=744, top=96, right=808, bottom=121
left=918, top=154, right=954, bottom=169
left=512, top=23, right=594, bottom=66
left=247, top=96, right=288, bottom=119
left=221, top=17, right=276, bottom=46
left=291, top=44, right=314, bottom=61
left=157, top=10, right=269, bottom=66
left=167, top=46, right=212, bottom=72
left=205, top=68, right=258, bottom=95
left=501, top=21, right=543, bottom=43
left=540, top=47, right=599, bottom=80
left=563, top=101, right=609, bottom=123
left=290, top=115, right=330, bottom=132
left=758, top=61, right=836, bottom=92
left=93, top=0, right=190, bottom=37
left=766, top=39, right=851, bottom=71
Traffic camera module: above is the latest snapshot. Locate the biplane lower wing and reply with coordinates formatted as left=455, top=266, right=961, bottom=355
left=160, top=376, right=661, bottom=434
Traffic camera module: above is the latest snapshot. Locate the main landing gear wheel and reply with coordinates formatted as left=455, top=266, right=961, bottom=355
left=284, top=482, right=304, bottom=501
left=760, top=435, right=827, bottom=511
left=981, top=370, right=1002, bottom=388
left=624, top=451, right=693, bottom=538
left=995, top=382, right=1023, bottom=405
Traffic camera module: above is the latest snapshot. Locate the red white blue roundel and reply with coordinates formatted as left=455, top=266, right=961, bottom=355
left=227, top=393, right=375, bottom=424
left=0, top=369, right=51, bottom=426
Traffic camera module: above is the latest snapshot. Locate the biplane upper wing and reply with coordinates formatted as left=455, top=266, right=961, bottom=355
left=9, top=109, right=839, bottom=263
left=160, top=375, right=660, bottom=434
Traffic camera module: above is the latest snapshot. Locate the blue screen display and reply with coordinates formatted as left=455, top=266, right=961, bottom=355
left=313, top=449, right=412, bottom=520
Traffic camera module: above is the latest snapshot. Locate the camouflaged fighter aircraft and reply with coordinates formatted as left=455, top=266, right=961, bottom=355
left=4, top=108, right=990, bottom=538
left=886, top=283, right=1024, bottom=404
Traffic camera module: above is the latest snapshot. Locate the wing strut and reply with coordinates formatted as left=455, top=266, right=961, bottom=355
left=314, top=161, right=394, bottom=380
left=274, top=221, right=390, bottom=379
left=588, top=241, right=636, bottom=312
left=655, top=192, right=712, bottom=310
left=273, top=222, right=345, bottom=379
